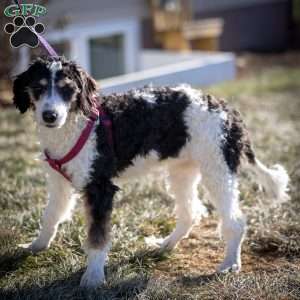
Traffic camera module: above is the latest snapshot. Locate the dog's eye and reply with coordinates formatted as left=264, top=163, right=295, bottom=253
left=57, top=84, right=75, bottom=102
left=59, top=84, right=74, bottom=94
left=30, top=85, right=47, bottom=98
left=32, top=83, right=47, bottom=90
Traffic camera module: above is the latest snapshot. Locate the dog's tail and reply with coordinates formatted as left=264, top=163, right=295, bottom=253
left=222, top=103, right=290, bottom=205
left=246, top=152, right=290, bottom=204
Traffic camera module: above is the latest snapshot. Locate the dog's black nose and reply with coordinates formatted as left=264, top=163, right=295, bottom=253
left=43, top=110, right=58, bottom=123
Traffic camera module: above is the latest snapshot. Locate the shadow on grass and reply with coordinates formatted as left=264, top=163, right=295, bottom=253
left=0, top=269, right=149, bottom=300
left=128, top=248, right=171, bottom=266
left=177, top=272, right=225, bottom=287
left=0, top=250, right=159, bottom=300
left=0, top=248, right=245, bottom=299
left=0, top=249, right=31, bottom=279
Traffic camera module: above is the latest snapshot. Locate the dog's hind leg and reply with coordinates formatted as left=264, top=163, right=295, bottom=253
left=146, top=161, right=207, bottom=251
left=201, top=161, right=246, bottom=273
left=21, top=170, right=76, bottom=253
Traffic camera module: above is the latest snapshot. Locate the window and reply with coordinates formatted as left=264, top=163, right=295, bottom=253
left=89, top=35, right=125, bottom=80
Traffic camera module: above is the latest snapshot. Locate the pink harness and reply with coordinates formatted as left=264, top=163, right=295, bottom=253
left=44, top=101, right=113, bottom=182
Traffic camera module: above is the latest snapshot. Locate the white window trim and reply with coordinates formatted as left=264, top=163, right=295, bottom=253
left=21, top=18, right=140, bottom=76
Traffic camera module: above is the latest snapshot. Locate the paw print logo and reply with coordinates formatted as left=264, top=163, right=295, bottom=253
left=4, top=16, right=45, bottom=48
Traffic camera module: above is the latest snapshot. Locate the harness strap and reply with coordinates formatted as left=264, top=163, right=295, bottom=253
left=98, top=106, right=114, bottom=147
left=44, top=152, right=71, bottom=181
left=44, top=99, right=113, bottom=183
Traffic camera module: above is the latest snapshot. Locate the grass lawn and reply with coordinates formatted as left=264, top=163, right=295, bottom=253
left=0, top=62, right=300, bottom=299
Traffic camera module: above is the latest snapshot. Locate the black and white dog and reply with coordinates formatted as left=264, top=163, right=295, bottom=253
left=13, top=57, right=289, bottom=287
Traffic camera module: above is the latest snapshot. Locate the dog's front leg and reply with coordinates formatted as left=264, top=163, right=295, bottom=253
left=25, top=170, right=76, bottom=253
left=80, top=178, right=118, bottom=288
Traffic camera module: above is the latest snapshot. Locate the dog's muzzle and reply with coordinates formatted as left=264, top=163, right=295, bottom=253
left=42, top=110, right=58, bottom=124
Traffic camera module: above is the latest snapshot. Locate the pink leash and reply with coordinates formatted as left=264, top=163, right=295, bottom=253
left=14, top=1, right=114, bottom=182
left=36, top=34, right=59, bottom=58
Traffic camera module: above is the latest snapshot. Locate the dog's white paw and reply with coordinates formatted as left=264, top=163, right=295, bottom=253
left=217, top=261, right=241, bottom=274
left=18, top=239, right=49, bottom=254
left=80, top=267, right=105, bottom=288
left=145, top=236, right=164, bottom=248
left=160, top=237, right=178, bottom=251
left=145, top=235, right=176, bottom=252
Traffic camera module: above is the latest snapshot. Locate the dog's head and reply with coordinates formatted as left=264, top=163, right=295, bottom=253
left=12, top=57, right=97, bottom=128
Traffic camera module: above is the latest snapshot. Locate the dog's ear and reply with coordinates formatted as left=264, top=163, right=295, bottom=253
left=13, top=69, right=32, bottom=114
left=70, top=63, right=98, bottom=116
left=81, top=69, right=98, bottom=114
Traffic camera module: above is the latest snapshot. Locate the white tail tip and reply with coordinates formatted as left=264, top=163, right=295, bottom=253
left=253, top=159, right=290, bottom=205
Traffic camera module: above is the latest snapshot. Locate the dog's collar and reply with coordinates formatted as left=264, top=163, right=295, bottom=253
left=44, top=98, right=113, bottom=183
